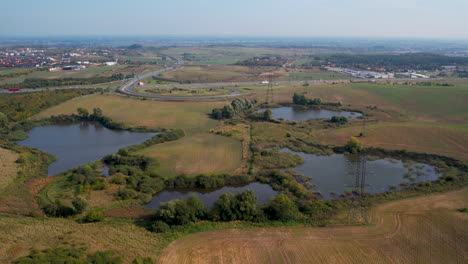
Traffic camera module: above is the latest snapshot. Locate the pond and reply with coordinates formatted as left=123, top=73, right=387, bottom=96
left=280, top=148, right=440, bottom=199
left=257, top=106, right=362, bottom=121
left=17, top=122, right=157, bottom=176
left=145, top=182, right=277, bottom=210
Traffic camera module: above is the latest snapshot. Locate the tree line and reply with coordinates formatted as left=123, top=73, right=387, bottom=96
left=292, top=93, right=342, bottom=107
left=151, top=190, right=303, bottom=232
left=326, top=53, right=468, bottom=71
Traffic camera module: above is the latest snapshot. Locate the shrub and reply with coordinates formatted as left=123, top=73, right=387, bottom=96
left=116, top=188, right=138, bottom=200
left=42, top=200, right=76, bottom=217
left=72, top=196, right=88, bottom=214
left=110, top=173, right=127, bottom=185
left=86, top=250, right=122, bottom=264
left=150, top=221, right=171, bottom=233
left=132, top=257, right=154, bottom=264
left=84, top=211, right=104, bottom=223
left=345, top=136, right=363, bottom=154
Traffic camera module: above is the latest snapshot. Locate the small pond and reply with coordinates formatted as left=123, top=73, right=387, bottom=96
left=280, top=148, right=440, bottom=199
left=17, top=122, right=157, bottom=176
left=257, top=106, right=362, bottom=121
left=145, top=182, right=277, bottom=210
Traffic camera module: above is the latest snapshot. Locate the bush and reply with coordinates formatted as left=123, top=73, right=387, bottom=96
left=150, top=221, right=171, bottom=233
left=110, top=173, right=127, bottom=185
left=132, top=257, right=154, bottom=264
left=345, top=136, right=363, bottom=154
left=42, top=199, right=76, bottom=217
left=84, top=211, right=104, bottom=223
left=329, top=116, right=348, bottom=124
left=116, top=188, right=138, bottom=200
left=72, top=196, right=88, bottom=214
left=86, top=250, right=122, bottom=264
left=13, top=247, right=86, bottom=263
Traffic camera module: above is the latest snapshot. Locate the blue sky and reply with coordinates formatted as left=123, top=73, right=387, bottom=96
left=1, top=0, right=467, bottom=39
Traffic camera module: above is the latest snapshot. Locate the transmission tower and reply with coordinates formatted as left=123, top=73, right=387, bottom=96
left=348, top=153, right=369, bottom=224
left=265, top=74, right=274, bottom=104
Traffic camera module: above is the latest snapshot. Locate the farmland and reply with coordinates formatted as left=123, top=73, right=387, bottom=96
left=0, top=48, right=467, bottom=264
left=158, top=188, right=468, bottom=264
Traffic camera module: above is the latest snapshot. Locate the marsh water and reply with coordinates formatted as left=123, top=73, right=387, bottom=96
left=257, top=106, right=362, bottom=121
left=280, top=148, right=440, bottom=199
left=17, top=122, right=157, bottom=176
left=145, top=182, right=277, bottom=210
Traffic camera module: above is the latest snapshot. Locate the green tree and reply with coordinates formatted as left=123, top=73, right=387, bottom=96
left=235, top=190, right=258, bottom=221
left=92, top=108, right=104, bottom=119
left=210, top=193, right=238, bottom=221
left=346, top=136, right=363, bottom=154
left=263, top=109, right=273, bottom=121
left=77, top=107, right=89, bottom=118
left=186, top=194, right=206, bottom=220
left=264, top=194, right=300, bottom=222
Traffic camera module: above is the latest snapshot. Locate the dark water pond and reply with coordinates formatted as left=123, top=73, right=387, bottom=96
left=280, top=148, right=440, bottom=199
left=17, top=122, right=157, bottom=176
left=257, top=106, right=362, bottom=121
left=145, top=182, right=277, bottom=210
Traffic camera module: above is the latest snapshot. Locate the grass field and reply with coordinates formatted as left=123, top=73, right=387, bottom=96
left=160, top=65, right=271, bottom=82
left=0, top=214, right=164, bottom=263
left=158, top=188, right=468, bottom=264
left=0, top=65, right=128, bottom=84
left=137, top=87, right=232, bottom=97
left=139, top=132, right=242, bottom=176
left=288, top=72, right=352, bottom=80
left=36, top=94, right=243, bottom=176
left=0, top=147, right=19, bottom=193
left=246, top=81, right=468, bottom=160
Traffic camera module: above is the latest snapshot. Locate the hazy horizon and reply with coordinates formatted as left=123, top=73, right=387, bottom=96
left=2, top=0, right=467, bottom=39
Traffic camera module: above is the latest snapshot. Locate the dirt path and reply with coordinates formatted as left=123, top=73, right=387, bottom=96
left=158, top=189, right=468, bottom=264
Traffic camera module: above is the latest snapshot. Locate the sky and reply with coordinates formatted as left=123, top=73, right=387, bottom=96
left=1, top=0, right=467, bottom=39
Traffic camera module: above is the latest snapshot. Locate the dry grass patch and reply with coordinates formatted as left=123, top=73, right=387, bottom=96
left=159, top=189, right=468, bottom=264
left=0, top=147, right=19, bottom=193
left=0, top=214, right=163, bottom=263
left=313, top=122, right=468, bottom=161
left=36, top=94, right=227, bottom=131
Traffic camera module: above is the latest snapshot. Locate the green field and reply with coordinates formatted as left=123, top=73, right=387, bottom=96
left=137, top=87, right=232, bottom=97
left=288, top=72, right=352, bottom=80
left=0, top=65, right=128, bottom=84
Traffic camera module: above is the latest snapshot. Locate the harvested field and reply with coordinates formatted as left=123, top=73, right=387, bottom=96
left=159, top=189, right=468, bottom=264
